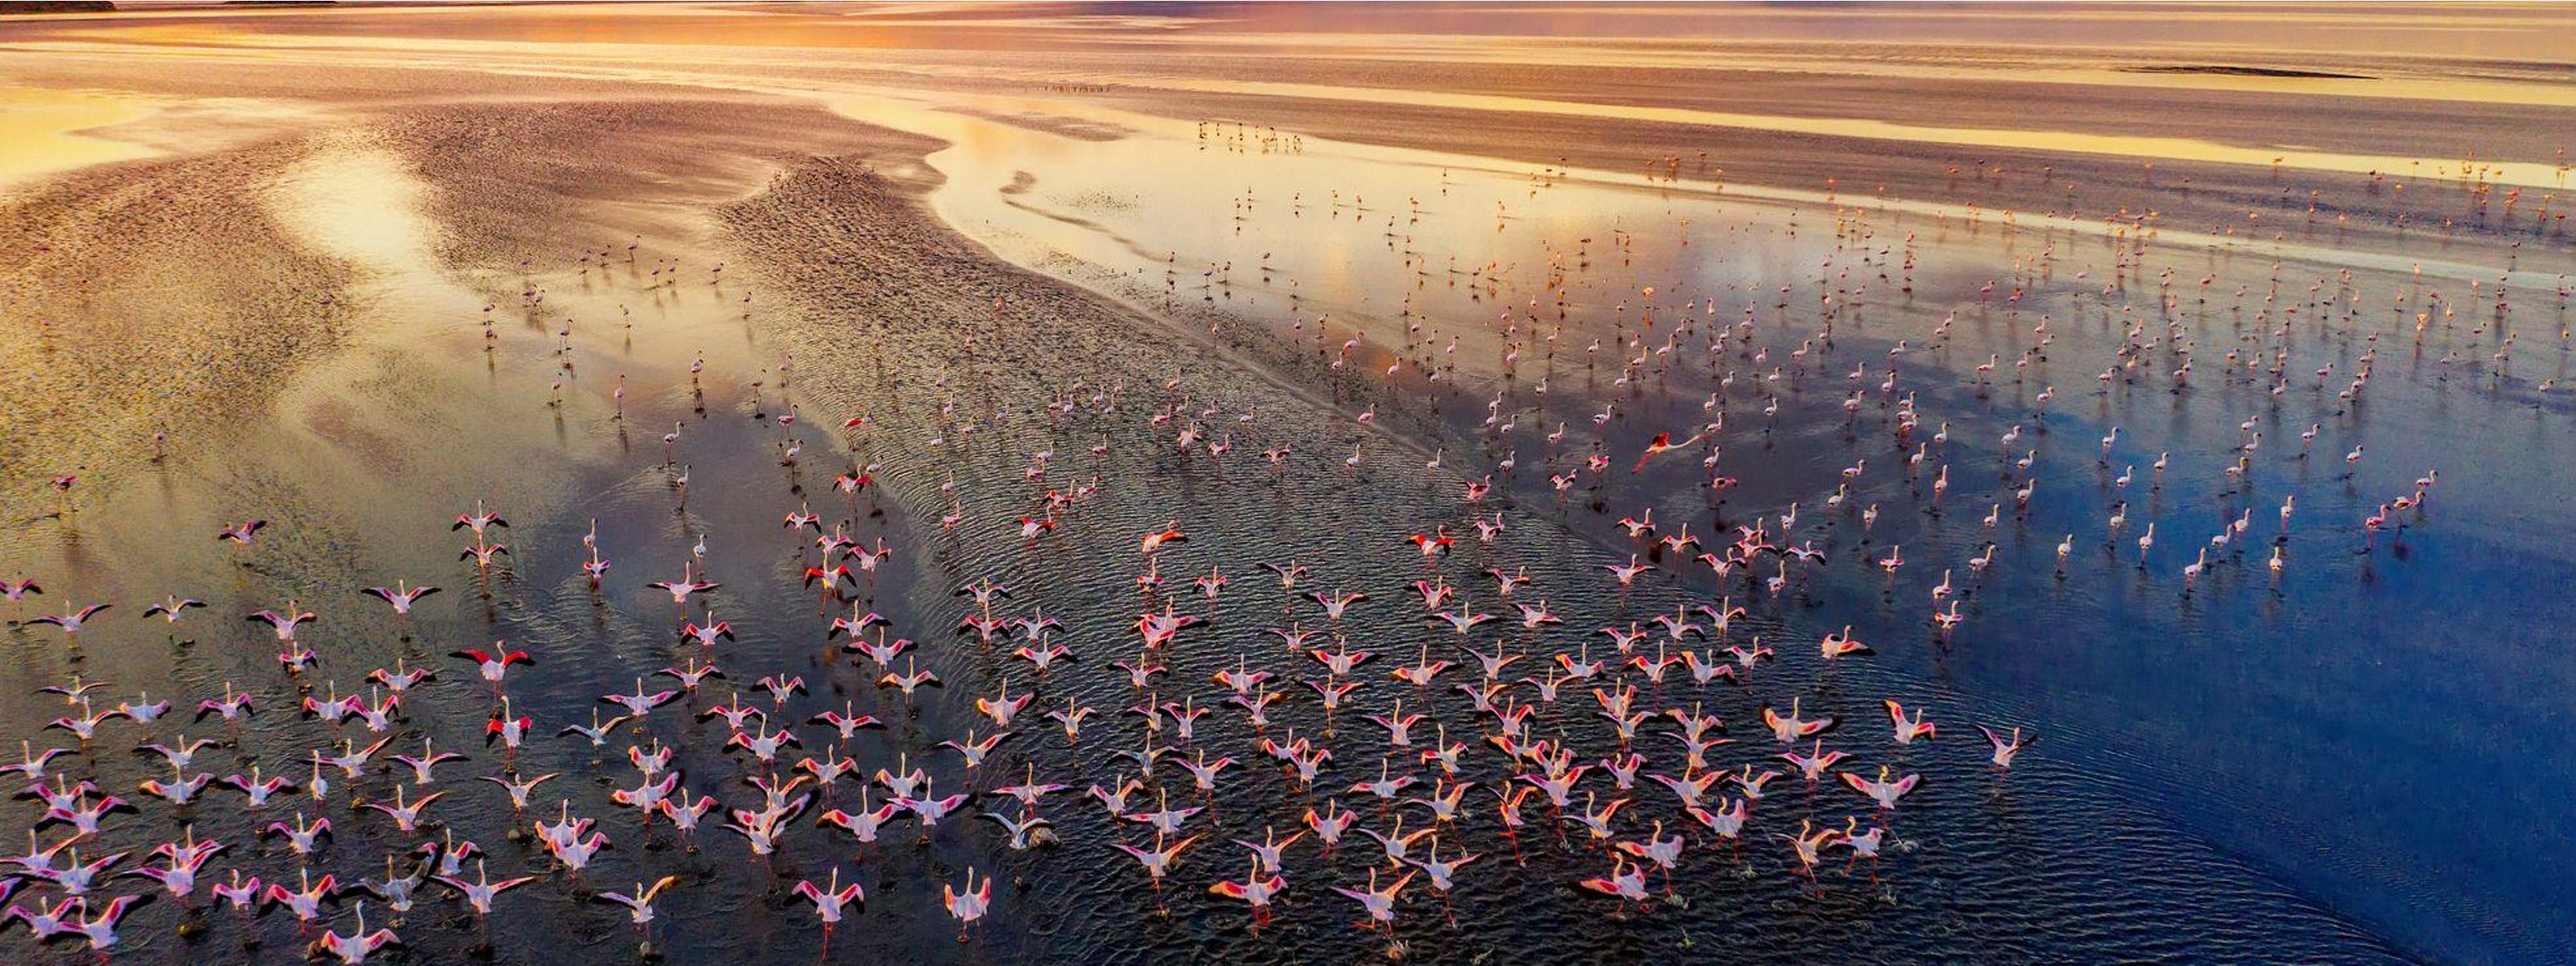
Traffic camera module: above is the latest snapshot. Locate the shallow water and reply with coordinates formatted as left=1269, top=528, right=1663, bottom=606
left=1, top=7, right=2573, bottom=966
left=820, top=71, right=2576, bottom=966
left=0, top=88, right=160, bottom=192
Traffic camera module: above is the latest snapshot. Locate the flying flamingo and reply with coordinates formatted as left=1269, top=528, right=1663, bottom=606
left=943, top=868, right=991, bottom=942
left=792, top=868, right=865, bottom=943
left=1208, top=859, right=1289, bottom=927
left=1330, top=867, right=1415, bottom=935
left=309, top=901, right=399, bottom=964
left=592, top=874, right=679, bottom=932
left=1979, top=724, right=2036, bottom=770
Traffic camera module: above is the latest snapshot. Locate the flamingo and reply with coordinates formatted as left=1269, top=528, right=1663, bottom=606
left=792, top=868, right=865, bottom=938
left=1579, top=855, right=1650, bottom=910
left=943, top=869, right=991, bottom=941
left=140, top=596, right=204, bottom=623
left=1330, top=867, right=1415, bottom=933
left=1209, top=860, right=1289, bottom=926
left=60, top=894, right=148, bottom=952
left=20, top=603, right=109, bottom=641
left=433, top=858, right=534, bottom=916
left=593, top=874, right=680, bottom=928
left=1111, top=832, right=1203, bottom=890
left=1762, top=698, right=1833, bottom=743
left=1980, top=724, right=2037, bottom=770
left=1840, top=765, right=1922, bottom=811
left=1885, top=700, right=1937, bottom=744
left=647, top=564, right=721, bottom=604
left=453, top=646, right=534, bottom=687
left=359, top=580, right=440, bottom=615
